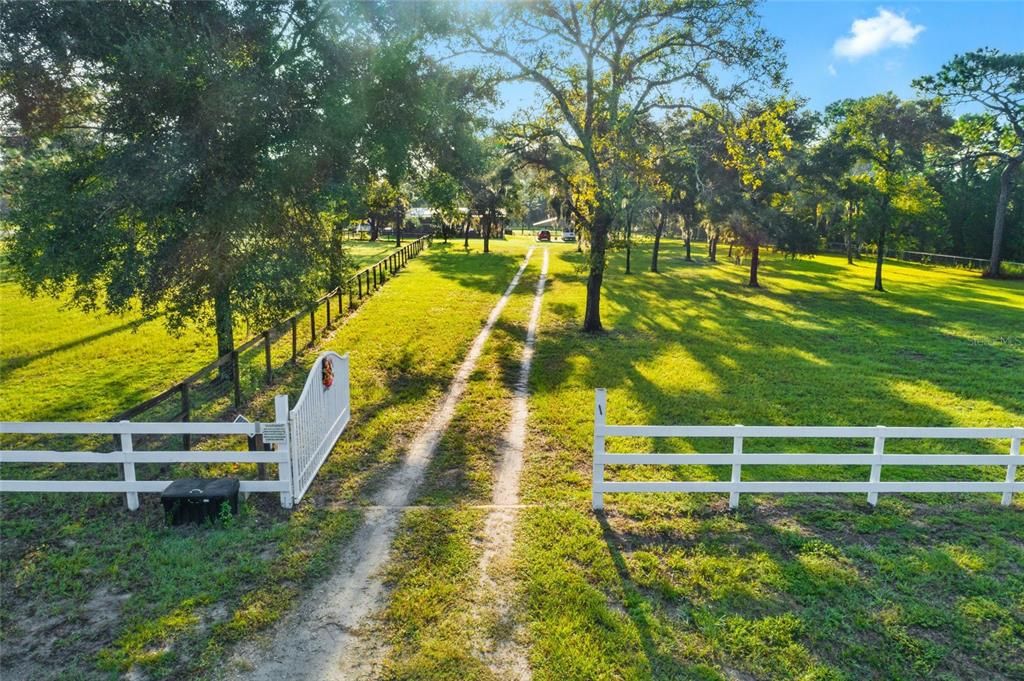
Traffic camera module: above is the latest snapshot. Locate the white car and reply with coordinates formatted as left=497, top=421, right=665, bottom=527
left=561, top=230, right=576, bottom=242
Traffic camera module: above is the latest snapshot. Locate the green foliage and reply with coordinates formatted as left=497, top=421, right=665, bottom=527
left=469, top=0, right=786, bottom=329
left=0, top=0, right=491, bottom=355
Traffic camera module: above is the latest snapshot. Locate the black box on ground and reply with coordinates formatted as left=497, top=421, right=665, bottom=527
left=161, top=478, right=240, bottom=526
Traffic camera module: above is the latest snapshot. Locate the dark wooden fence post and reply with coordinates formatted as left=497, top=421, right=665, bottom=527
left=373, top=266, right=378, bottom=288
left=181, top=382, right=191, bottom=451
left=263, top=331, right=272, bottom=384
left=310, top=308, right=316, bottom=345
left=337, top=289, right=344, bottom=317
left=357, top=274, right=363, bottom=298
left=291, top=317, right=297, bottom=363
left=231, top=350, right=241, bottom=407
left=326, top=296, right=332, bottom=328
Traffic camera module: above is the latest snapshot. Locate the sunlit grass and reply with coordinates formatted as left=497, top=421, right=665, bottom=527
left=0, top=237, right=535, bottom=679
left=514, top=240, right=1024, bottom=680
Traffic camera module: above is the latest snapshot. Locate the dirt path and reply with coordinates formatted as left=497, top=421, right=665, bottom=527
left=474, top=247, right=548, bottom=679
left=227, top=247, right=537, bottom=681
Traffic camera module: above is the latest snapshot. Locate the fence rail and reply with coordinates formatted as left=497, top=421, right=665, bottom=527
left=823, top=243, right=1023, bottom=272
left=591, top=389, right=1022, bottom=511
left=0, top=417, right=291, bottom=509
left=109, top=236, right=429, bottom=440
left=1, top=352, right=353, bottom=510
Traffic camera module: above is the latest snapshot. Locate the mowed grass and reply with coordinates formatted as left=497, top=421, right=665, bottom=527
left=3, top=235, right=1021, bottom=680
left=517, top=240, right=1024, bottom=680
left=0, top=237, right=532, bottom=680
left=0, top=237, right=415, bottom=423
left=367, top=238, right=1023, bottom=681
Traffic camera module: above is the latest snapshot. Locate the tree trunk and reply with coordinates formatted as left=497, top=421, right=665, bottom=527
left=709, top=235, right=718, bottom=262
left=463, top=213, right=471, bottom=249
left=583, top=208, right=611, bottom=333
left=483, top=213, right=491, bottom=253
left=213, top=286, right=235, bottom=381
left=684, top=232, right=692, bottom=261
left=728, top=242, right=733, bottom=259
left=748, top=244, right=760, bottom=287
left=987, top=158, right=1020, bottom=278
left=624, top=213, right=632, bottom=274
left=395, top=212, right=402, bottom=246
left=651, top=206, right=666, bottom=272
left=874, top=213, right=887, bottom=292
left=441, top=221, right=448, bottom=243
left=369, top=217, right=379, bottom=242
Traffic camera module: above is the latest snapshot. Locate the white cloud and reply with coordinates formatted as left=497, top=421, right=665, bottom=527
left=832, top=8, right=924, bottom=60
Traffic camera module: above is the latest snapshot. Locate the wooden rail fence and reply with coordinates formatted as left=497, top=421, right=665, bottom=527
left=111, top=236, right=429, bottom=443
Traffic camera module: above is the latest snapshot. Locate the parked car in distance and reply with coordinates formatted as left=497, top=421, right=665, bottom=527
left=562, top=230, right=576, bottom=242
left=537, top=230, right=551, bottom=242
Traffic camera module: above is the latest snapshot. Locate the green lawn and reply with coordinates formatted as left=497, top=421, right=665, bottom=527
left=0, top=238, right=532, bottom=679
left=0, top=237, right=415, bottom=423
left=376, top=238, right=1024, bottom=681
left=2, top=236, right=1022, bottom=680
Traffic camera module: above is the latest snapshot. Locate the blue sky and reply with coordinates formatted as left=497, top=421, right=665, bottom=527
left=490, top=1, right=1023, bottom=120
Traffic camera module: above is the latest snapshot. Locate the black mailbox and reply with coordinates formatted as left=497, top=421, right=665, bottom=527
left=161, top=478, right=240, bottom=525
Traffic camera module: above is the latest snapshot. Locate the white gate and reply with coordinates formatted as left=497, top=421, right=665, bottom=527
left=286, top=351, right=351, bottom=504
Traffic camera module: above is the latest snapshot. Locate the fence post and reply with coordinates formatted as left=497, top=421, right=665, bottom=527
left=730, top=426, right=743, bottom=510
left=868, top=426, right=885, bottom=506
left=119, top=423, right=139, bottom=511
left=263, top=331, right=272, bottom=384
left=291, top=317, right=297, bottom=363
left=310, top=308, right=316, bottom=344
left=274, top=394, right=294, bottom=509
left=1002, top=429, right=1021, bottom=506
left=592, top=388, right=607, bottom=511
left=357, top=273, right=363, bottom=298
left=326, top=296, right=332, bottom=328
left=231, top=350, right=242, bottom=407
left=373, top=265, right=378, bottom=288
left=181, top=382, right=191, bottom=451
left=337, top=288, right=344, bottom=317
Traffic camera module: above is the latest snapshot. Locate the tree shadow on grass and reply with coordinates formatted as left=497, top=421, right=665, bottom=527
left=419, top=244, right=525, bottom=297
left=524, top=242, right=1023, bottom=678
left=1, top=318, right=149, bottom=374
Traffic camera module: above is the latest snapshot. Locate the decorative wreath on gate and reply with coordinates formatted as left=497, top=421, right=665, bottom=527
left=322, top=357, right=334, bottom=389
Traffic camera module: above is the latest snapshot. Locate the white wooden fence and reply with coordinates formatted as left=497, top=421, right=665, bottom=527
left=288, top=351, right=350, bottom=504
left=0, top=352, right=350, bottom=510
left=591, top=389, right=1023, bottom=511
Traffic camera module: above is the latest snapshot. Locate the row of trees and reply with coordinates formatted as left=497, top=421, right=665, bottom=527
left=475, top=2, right=1022, bottom=331
left=2, top=0, right=1021, bottom=346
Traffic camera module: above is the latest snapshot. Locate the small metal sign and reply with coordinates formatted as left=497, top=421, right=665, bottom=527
left=261, top=422, right=287, bottom=444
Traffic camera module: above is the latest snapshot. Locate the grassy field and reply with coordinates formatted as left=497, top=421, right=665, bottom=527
left=2, top=235, right=1022, bottom=679
left=0, top=237, right=416, bottom=423
left=0, top=238, right=532, bottom=679
left=373, top=238, right=1024, bottom=681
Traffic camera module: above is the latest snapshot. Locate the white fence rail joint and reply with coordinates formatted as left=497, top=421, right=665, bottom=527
left=591, top=388, right=1023, bottom=511
left=0, top=352, right=352, bottom=510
